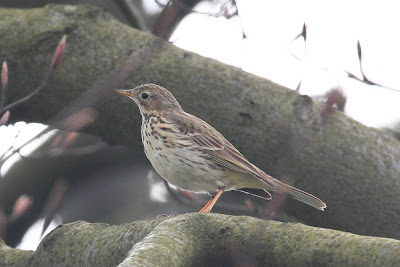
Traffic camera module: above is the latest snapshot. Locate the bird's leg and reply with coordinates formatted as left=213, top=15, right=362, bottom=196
left=199, top=187, right=224, bottom=213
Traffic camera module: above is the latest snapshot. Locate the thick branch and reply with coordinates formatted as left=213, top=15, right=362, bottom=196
left=1, top=213, right=400, bottom=266
left=1, top=5, right=400, bottom=239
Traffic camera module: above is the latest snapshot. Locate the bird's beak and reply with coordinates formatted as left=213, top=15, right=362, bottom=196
left=115, top=89, right=134, bottom=97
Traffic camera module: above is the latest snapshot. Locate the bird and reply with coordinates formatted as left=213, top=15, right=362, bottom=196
left=116, top=84, right=326, bottom=213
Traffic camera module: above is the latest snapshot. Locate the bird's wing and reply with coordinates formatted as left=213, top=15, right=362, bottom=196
left=165, top=111, right=275, bottom=187
left=191, top=125, right=326, bottom=210
left=165, top=111, right=326, bottom=211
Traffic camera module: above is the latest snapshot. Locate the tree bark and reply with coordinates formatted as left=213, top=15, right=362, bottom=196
left=1, top=213, right=400, bottom=266
left=1, top=5, right=400, bottom=239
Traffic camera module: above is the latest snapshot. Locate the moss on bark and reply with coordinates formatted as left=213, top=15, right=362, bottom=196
left=1, top=213, right=400, bottom=266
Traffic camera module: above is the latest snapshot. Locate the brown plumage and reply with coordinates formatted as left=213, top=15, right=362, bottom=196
left=117, top=84, right=326, bottom=212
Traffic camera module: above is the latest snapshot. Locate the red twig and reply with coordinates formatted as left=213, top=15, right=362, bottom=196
left=0, top=61, right=8, bottom=111
left=41, top=179, right=69, bottom=237
left=0, top=35, right=67, bottom=115
left=0, top=110, right=9, bottom=126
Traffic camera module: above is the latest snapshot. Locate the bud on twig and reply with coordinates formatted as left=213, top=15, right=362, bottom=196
left=63, top=132, right=79, bottom=148
left=0, top=210, right=6, bottom=235
left=51, top=35, right=67, bottom=71
left=12, top=194, right=33, bottom=219
left=1, top=61, right=7, bottom=89
left=63, top=107, right=96, bottom=131
left=0, top=36, right=68, bottom=114
left=0, top=110, right=10, bottom=126
left=296, top=81, right=302, bottom=92
left=0, top=61, right=8, bottom=112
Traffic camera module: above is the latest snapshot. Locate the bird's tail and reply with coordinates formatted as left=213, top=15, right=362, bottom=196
left=258, top=172, right=326, bottom=211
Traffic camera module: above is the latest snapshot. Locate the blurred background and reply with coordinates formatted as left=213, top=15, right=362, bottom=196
left=1, top=0, right=399, bottom=250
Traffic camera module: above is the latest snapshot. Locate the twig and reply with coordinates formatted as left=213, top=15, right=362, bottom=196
left=0, top=61, right=8, bottom=111
left=21, top=139, right=107, bottom=159
left=0, top=125, right=53, bottom=163
left=0, top=110, right=9, bottom=126
left=153, top=0, right=237, bottom=40
left=290, top=25, right=400, bottom=93
left=155, top=0, right=237, bottom=18
left=292, top=22, right=307, bottom=53
left=345, top=41, right=400, bottom=92
left=41, top=178, right=69, bottom=237
left=1, top=38, right=163, bottom=172
left=121, top=0, right=149, bottom=31
left=0, top=35, right=67, bottom=116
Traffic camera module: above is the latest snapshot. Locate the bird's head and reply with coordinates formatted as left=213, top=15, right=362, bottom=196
left=116, top=84, right=182, bottom=114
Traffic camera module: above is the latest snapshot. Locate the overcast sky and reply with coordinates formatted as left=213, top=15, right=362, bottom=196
left=146, top=0, right=400, bottom=128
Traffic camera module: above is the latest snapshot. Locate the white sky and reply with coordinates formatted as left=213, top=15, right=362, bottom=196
left=147, top=0, right=400, bottom=128
left=17, top=216, right=62, bottom=250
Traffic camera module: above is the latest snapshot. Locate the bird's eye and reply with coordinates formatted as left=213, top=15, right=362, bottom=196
left=141, top=93, right=149, bottom=99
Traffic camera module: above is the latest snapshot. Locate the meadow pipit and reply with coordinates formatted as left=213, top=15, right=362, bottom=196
left=117, top=84, right=326, bottom=212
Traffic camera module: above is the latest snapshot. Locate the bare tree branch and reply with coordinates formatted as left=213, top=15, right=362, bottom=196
left=1, top=213, right=400, bottom=266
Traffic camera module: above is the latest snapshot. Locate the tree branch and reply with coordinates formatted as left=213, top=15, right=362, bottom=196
left=1, top=5, right=400, bottom=240
left=1, top=213, right=400, bottom=266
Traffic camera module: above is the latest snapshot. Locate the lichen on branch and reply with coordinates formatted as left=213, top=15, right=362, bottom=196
left=1, top=213, right=400, bottom=266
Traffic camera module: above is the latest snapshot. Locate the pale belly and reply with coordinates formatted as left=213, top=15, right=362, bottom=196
left=146, top=142, right=226, bottom=193
left=142, top=131, right=228, bottom=193
left=140, top=118, right=267, bottom=193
